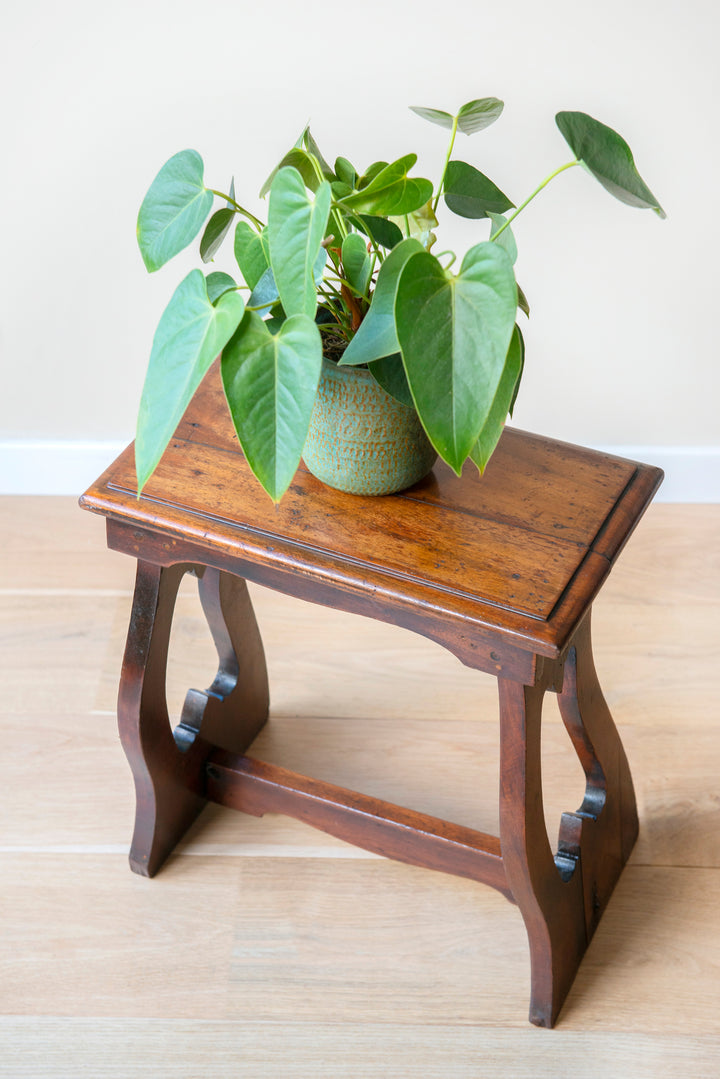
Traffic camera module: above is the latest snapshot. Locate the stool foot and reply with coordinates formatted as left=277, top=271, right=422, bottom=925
left=118, top=561, right=269, bottom=877
left=498, top=613, right=638, bottom=1027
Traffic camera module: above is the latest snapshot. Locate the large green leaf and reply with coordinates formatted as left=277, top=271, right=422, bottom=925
left=332, top=181, right=354, bottom=199
left=356, top=215, right=403, bottom=250
left=341, top=233, right=372, bottom=297
left=135, top=269, right=245, bottom=492
left=410, top=97, right=504, bottom=135
left=234, top=221, right=269, bottom=290
left=556, top=111, right=666, bottom=217
left=137, top=150, right=214, bottom=272
left=339, top=155, right=433, bottom=216
left=358, top=161, right=389, bottom=188
left=367, top=353, right=414, bottom=407
left=205, top=271, right=237, bottom=303
left=408, top=105, right=455, bottom=130
left=249, top=244, right=327, bottom=314
left=395, top=243, right=517, bottom=473
left=456, top=97, right=504, bottom=135
left=200, top=207, right=236, bottom=262
left=508, top=322, right=525, bottom=415
left=260, top=147, right=322, bottom=197
left=221, top=312, right=322, bottom=502
left=443, top=161, right=514, bottom=219
left=334, top=157, right=357, bottom=187
left=469, top=324, right=524, bottom=472
left=339, top=238, right=423, bottom=366
left=267, top=168, right=331, bottom=319
left=303, top=128, right=335, bottom=180
left=248, top=266, right=280, bottom=314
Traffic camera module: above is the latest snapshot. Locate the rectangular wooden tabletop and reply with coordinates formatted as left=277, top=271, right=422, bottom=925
left=80, top=365, right=663, bottom=662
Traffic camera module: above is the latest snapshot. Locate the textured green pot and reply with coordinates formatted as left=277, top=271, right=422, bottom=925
left=303, top=359, right=437, bottom=496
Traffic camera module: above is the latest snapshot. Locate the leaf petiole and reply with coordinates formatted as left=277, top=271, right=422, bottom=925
left=434, top=250, right=457, bottom=271
left=209, top=189, right=265, bottom=230
left=490, top=160, right=579, bottom=241
left=432, top=114, right=459, bottom=213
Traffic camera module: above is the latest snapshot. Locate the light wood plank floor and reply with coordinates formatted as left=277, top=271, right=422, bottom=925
left=1, top=497, right=718, bottom=1077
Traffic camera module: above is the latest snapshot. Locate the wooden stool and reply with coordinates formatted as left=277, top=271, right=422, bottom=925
left=80, top=367, right=662, bottom=1027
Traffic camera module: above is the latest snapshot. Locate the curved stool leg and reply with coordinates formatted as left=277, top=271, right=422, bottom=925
left=175, top=566, right=270, bottom=756
left=556, top=612, right=639, bottom=936
left=498, top=612, right=638, bottom=1027
left=498, top=675, right=586, bottom=1027
left=118, top=561, right=269, bottom=877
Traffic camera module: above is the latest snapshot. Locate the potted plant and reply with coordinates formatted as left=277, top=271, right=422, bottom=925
left=135, top=98, right=664, bottom=502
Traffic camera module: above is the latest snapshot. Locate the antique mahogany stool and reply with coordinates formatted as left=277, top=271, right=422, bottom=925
left=80, top=368, right=663, bottom=1027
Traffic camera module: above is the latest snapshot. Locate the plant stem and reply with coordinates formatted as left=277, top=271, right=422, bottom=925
left=434, top=250, right=457, bottom=271
left=328, top=203, right=349, bottom=243
left=308, top=153, right=326, bottom=188
left=210, top=189, right=264, bottom=230
left=301, top=148, right=349, bottom=245
left=317, top=296, right=352, bottom=335
left=490, top=159, right=580, bottom=241
left=366, top=249, right=378, bottom=295
left=432, top=114, right=459, bottom=213
left=318, top=277, right=348, bottom=305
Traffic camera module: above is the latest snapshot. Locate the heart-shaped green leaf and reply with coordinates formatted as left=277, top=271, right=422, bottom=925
left=508, top=322, right=525, bottom=416
left=356, top=215, right=403, bottom=250
left=200, top=207, right=236, bottom=262
left=234, top=222, right=269, bottom=290
left=335, top=157, right=357, bottom=187
left=358, top=161, right=389, bottom=188
left=303, top=128, right=335, bottom=180
left=339, top=238, right=423, bottom=366
left=368, top=353, right=414, bottom=407
left=340, top=155, right=433, bottom=216
left=410, top=97, right=504, bottom=135
left=260, top=147, right=322, bottom=197
left=137, top=150, right=214, bottom=272
left=206, top=271, right=237, bottom=304
left=409, top=105, right=454, bottom=130
left=221, top=311, right=323, bottom=502
left=267, top=168, right=332, bottom=319
left=249, top=244, right=327, bottom=315
left=135, top=269, right=245, bottom=492
left=443, top=161, right=514, bottom=219
left=556, top=111, right=666, bottom=217
left=341, top=233, right=372, bottom=297
left=456, top=97, right=504, bottom=135
left=470, top=323, right=524, bottom=472
left=395, top=243, right=517, bottom=472
left=248, top=266, right=280, bottom=313
left=517, top=282, right=530, bottom=318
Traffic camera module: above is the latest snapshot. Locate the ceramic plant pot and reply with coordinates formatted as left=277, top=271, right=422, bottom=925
left=303, top=359, right=437, bottom=496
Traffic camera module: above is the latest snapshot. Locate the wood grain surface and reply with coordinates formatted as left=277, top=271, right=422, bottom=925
left=80, top=363, right=663, bottom=662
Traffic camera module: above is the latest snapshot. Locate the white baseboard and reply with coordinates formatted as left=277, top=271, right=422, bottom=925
left=0, top=440, right=718, bottom=501
left=590, top=445, right=720, bottom=503
left=0, top=441, right=129, bottom=496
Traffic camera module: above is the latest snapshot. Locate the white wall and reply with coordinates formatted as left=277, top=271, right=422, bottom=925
left=1, top=0, right=718, bottom=493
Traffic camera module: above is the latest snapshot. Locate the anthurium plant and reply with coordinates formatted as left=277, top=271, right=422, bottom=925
left=135, top=99, right=664, bottom=502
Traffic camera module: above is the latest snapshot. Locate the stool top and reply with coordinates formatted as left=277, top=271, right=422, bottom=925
left=81, top=365, right=662, bottom=661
